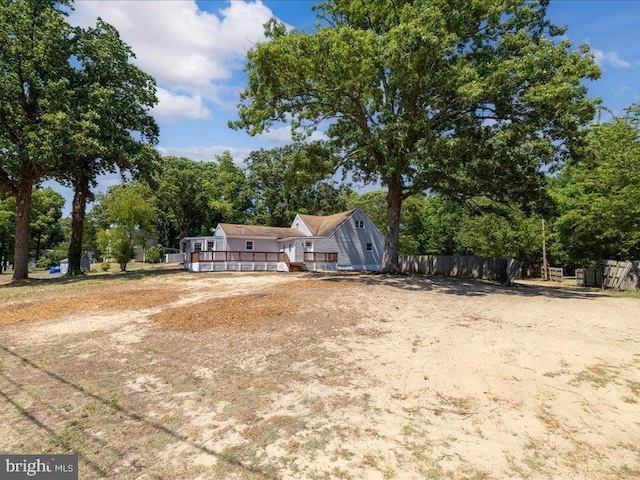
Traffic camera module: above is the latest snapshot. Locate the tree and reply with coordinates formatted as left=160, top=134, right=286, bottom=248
left=246, top=142, right=350, bottom=226
left=30, top=187, right=65, bottom=259
left=95, top=183, right=157, bottom=271
left=415, top=195, right=466, bottom=255
left=0, top=0, right=75, bottom=279
left=0, top=196, right=16, bottom=272
left=147, top=157, right=218, bottom=247
left=347, top=190, right=463, bottom=255
left=205, top=152, right=253, bottom=225
left=62, top=19, right=159, bottom=276
left=456, top=199, right=543, bottom=266
left=551, top=105, right=640, bottom=265
left=232, top=0, right=600, bottom=272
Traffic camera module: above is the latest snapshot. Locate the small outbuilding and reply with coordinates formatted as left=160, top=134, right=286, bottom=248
left=59, top=258, right=91, bottom=274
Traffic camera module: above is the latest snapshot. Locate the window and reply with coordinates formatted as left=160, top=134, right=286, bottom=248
left=355, top=219, right=364, bottom=228
left=194, top=242, right=202, bottom=251
left=207, top=241, right=214, bottom=251
left=305, top=241, right=312, bottom=248
left=366, top=242, right=373, bottom=252
left=245, top=241, right=254, bottom=250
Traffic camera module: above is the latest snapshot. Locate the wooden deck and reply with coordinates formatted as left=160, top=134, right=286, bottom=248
left=189, top=251, right=338, bottom=269
left=191, top=251, right=284, bottom=263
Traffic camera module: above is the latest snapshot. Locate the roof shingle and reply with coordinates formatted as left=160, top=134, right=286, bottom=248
left=218, top=224, right=305, bottom=238
left=297, top=209, right=356, bottom=236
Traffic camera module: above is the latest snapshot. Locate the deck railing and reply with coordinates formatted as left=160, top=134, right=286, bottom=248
left=190, top=250, right=338, bottom=264
left=191, top=251, right=284, bottom=263
left=303, top=252, right=338, bottom=263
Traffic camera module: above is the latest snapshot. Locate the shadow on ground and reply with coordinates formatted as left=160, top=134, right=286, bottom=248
left=303, top=271, right=607, bottom=300
left=0, top=345, right=276, bottom=479
left=0, top=265, right=186, bottom=288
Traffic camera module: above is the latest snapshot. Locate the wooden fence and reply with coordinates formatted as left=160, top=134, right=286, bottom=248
left=576, top=260, right=639, bottom=290
left=548, top=267, right=564, bottom=283
left=398, top=255, right=522, bottom=285
left=576, top=268, right=601, bottom=287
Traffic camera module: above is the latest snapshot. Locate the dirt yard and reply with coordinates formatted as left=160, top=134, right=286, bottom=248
left=1, top=269, right=639, bottom=479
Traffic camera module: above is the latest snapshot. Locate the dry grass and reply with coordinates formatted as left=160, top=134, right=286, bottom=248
left=1, top=270, right=639, bottom=479
left=149, top=292, right=299, bottom=332
left=0, top=287, right=183, bottom=325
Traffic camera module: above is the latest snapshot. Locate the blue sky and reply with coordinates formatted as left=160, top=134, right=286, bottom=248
left=50, top=0, right=640, bottom=214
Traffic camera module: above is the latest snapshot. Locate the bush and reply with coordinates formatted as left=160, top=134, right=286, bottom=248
left=146, top=244, right=164, bottom=264
left=36, top=257, right=52, bottom=269
left=101, top=262, right=111, bottom=272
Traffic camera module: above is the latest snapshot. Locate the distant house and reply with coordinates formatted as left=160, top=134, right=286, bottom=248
left=181, top=208, right=384, bottom=272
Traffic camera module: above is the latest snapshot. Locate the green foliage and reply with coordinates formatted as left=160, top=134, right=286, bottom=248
left=551, top=105, right=640, bottom=265
left=36, top=257, right=52, bottom=269
left=232, top=0, right=600, bottom=272
left=456, top=200, right=543, bottom=266
left=246, top=143, right=350, bottom=226
left=147, top=156, right=218, bottom=247
left=0, top=0, right=77, bottom=278
left=100, top=228, right=136, bottom=272
left=0, top=0, right=158, bottom=279
left=49, top=241, right=69, bottom=263
left=145, top=244, right=164, bottom=264
left=205, top=152, right=252, bottom=225
left=0, top=196, right=16, bottom=270
left=30, top=187, right=65, bottom=257
left=100, top=262, right=111, bottom=272
left=347, top=191, right=464, bottom=256
left=95, top=183, right=157, bottom=271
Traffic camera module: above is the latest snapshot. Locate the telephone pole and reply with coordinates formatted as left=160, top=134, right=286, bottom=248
left=542, top=219, right=549, bottom=280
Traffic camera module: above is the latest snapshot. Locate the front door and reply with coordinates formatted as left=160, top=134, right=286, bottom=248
left=303, top=240, right=314, bottom=262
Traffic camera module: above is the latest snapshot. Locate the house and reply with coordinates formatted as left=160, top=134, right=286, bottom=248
left=181, top=208, right=384, bottom=272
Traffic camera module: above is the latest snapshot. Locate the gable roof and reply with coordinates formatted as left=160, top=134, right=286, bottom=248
left=218, top=224, right=305, bottom=239
left=297, top=209, right=356, bottom=236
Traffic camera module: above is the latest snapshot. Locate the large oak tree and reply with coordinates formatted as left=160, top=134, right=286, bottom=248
left=62, top=20, right=158, bottom=276
left=232, top=0, right=600, bottom=272
left=0, top=0, right=75, bottom=279
left=0, top=0, right=158, bottom=279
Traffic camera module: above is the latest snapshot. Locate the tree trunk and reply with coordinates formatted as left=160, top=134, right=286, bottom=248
left=379, top=174, right=403, bottom=274
left=0, top=238, right=5, bottom=272
left=13, top=182, right=33, bottom=280
left=35, top=232, right=42, bottom=260
left=67, top=177, right=89, bottom=276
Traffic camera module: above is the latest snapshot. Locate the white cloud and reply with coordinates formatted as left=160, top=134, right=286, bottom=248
left=256, top=126, right=329, bottom=145
left=153, top=89, right=210, bottom=122
left=592, top=49, right=631, bottom=68
left=68, top=1, right=274, bottom=119
left=157, top=146, right=253, bottom=165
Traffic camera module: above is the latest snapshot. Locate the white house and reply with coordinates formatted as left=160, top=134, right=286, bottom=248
left=181, top=208, right=384, bottom=272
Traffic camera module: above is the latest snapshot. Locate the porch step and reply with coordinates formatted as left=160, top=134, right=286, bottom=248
left=289, top=262, right=308, bottom=272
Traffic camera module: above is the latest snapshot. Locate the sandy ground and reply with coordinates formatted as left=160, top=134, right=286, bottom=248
left=0, top=270, right=639, bottom=479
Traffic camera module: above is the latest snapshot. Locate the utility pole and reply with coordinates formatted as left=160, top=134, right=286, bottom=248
left=542, top=219, right=549, bottom=280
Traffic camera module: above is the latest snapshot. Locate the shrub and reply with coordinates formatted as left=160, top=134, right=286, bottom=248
left=101, top=262, right=111, bottom=272
left=146, top=244, right=164, bottom=264
left=36, top=257, right=52, bottom=269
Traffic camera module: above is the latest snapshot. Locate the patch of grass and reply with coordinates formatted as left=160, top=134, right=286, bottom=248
left=536, top=404, right=561, bottom=432
left=626, top=379, right=640, bottom=397
left=569, top=363, right=620, bottom=388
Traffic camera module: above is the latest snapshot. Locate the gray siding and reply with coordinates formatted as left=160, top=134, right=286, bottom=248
left=332, top=211, right=384, bottom=270
left=225, top=237, right=280, bottom=252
